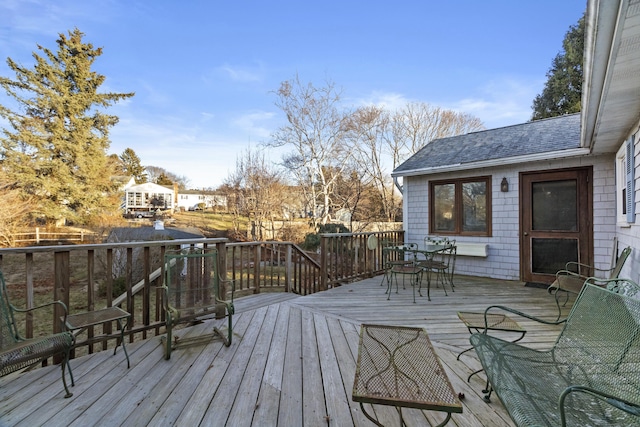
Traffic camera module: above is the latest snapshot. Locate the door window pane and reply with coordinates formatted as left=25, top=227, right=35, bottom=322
left=531, top=238, right=578, bottom=274
left=433, top=183, right=455, bottom=232
left=462, top=181, right=487, bottom=232
left=532, top=180, right=577, bottom=231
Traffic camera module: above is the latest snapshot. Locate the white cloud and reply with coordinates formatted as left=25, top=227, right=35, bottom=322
left=109, top=116, right=249, bottom=189
left=357, top=91, right=412, bottom=111
left=445, top=77, right=543, bottom=129
left=357, top=77, right=544, bottom=130
left=231, top=110, right=276, bottom=140
left=216, top=63, right=264, bottom=83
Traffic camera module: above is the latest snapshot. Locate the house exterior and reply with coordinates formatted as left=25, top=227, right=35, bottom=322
left=392, top=0, right=640, bottom=285
left=123, top=182, right=174, bottom=216
left=175, top=190, right=227, bottom=211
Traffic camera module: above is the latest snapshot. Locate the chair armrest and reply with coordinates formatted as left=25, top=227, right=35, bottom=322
left=556, top=269, right=587, bottom=280
left=217, top=277, right=235, bottom=304
left=483, top=304, right=566, bottom=332
left=10, top=300, right=69, bottom=339
left=563, top=262, right=615, bottom=277
left=559, top=385, right=640, bottom=426
left=161, top=284, right=170, bottom=311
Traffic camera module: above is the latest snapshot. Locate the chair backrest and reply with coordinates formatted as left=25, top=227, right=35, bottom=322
left=555, top=283, right=640, bottom=398
left=0, top=271, right=20, bottom=349
left=382, top=245, right=415, bottom=266
left=424, top=236, right=450, bottom=246
left=164, top=247, right=220, bottom=311
left=610, top=246, right=632, bottom=279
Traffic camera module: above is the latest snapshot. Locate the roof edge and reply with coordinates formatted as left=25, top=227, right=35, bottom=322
left=391, top=148, right=592, bottom=178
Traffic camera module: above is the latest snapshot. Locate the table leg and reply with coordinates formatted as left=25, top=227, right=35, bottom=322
left=434, top=411, right=453, bottom=427
left=359, top=402, right=384, bottom=427
left=116, top=318, right=130, bottom=368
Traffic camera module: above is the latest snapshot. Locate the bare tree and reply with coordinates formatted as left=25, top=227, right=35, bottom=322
left=345, top=105, right=401, bottom=222
left=224, top=148, right=287, bottom=240
left=391, top=102, right=484, bottom=161
left=268, top=76, right=352, bottom=227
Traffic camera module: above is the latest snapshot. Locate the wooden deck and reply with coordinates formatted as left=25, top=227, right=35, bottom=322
left=0, top=275, right=569, bottom=426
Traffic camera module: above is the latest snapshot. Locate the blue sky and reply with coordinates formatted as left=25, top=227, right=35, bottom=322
left=1, top=0, right=586, bottom=189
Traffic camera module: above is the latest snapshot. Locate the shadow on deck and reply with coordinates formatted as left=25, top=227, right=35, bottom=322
left=0, top=275, right=568, bottom=427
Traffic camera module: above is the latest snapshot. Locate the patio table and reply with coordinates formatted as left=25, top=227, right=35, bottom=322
left=352, top=324, right=462, bottom=426
left=63, top=306, right=131, bottom=370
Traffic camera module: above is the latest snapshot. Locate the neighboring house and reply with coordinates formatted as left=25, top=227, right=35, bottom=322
left=392, top=0, right=640, bottom=285
left=123, top=182, right=174, bottom=215
left=176, top=190, right=227, bottom=211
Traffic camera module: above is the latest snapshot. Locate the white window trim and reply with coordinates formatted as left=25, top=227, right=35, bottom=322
left=616, top=142, right=628, bottom=225
left=617, top=135, right=637, bottom=226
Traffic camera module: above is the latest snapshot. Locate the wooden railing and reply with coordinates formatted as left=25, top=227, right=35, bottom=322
left=319, top=230, right=406, bottom=289
left=0, top=230, right=404, bottom=362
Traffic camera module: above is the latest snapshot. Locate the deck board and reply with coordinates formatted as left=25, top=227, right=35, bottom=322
left=1, top=274, right=571, bottom=426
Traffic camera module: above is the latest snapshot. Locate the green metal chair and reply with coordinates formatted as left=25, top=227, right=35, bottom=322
left=0, top=270, right=74, bottom=398
left=383, top=246, right=423, bottom=303
left=379, top=242, right=418, bottom=287
left=547, top=246, right=631, bottom=319
left=417, top=238, right=456, bottom=293
left=162, top=247, right=235, bottom=359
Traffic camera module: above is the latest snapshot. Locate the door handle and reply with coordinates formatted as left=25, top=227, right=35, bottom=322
left=523, top=232, right=529, bottom=236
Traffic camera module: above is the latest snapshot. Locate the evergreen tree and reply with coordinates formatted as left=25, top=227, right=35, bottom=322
left=156, top=173, right=173, bottom=186
left=531, top=15, right=584, bottom=120
left=120, top=148, right=147, bottom=184
left=0, top=28, right=134, bottom=224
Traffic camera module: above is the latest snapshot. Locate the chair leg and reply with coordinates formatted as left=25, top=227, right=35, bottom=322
left=61, top=351, right=73, bottom=398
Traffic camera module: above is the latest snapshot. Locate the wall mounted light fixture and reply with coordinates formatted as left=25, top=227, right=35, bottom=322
left=501, top=177, right=509, bottom=192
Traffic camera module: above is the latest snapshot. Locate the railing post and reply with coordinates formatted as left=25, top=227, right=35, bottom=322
left=87, top=249, right=95, bottom=353
left=285, top=244, right=292, bottom=293
left=142, top=246, right=150, bottom=339
left=25, top=253, right=34, bottom=337
left=320, top=235, right=328, bottom=291
left=254, top=244, right=261, bottom=294
left=215, top=240, right=227, bottom=299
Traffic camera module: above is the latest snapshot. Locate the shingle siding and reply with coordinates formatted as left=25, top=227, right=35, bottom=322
left=403, top=154, right=615, bottom=281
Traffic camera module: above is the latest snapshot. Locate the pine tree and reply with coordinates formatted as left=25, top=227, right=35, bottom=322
left=120, top=148, right=147, bottom=184
left=531, top=15, right=584, bottom=120
left=0, top=28, right=134, bottom=224
left=156, top=173, right=174, bottom=186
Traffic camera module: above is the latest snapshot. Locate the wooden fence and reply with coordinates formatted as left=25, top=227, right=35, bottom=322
left=12, top=227, right=100, bottom=245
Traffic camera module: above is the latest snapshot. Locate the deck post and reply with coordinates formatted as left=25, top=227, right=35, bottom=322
left=320, top=235, right=328, bottom=291
left=285, top=244, right=292, bottom=293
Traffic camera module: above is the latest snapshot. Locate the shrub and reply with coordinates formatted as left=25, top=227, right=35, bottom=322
left=98, top=276, right=127, bottom=298
left=301, top=223, right=350, bottom=251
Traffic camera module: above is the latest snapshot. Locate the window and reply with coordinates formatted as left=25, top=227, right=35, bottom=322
left=617, top=136, right=636, bottom=224
left=429, top=176, right=492, bottom=236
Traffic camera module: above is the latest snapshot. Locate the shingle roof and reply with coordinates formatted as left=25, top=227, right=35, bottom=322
left=393, top=113, right=582, bottom=175
left=108, top=226, right=204, bottom=242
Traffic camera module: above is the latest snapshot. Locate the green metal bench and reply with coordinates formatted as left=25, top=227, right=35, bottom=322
left=162, top=247, right=234, bottom=360
left=470, top=278, right=640, bottom=426
left=0, top=270, right=74, bottom=398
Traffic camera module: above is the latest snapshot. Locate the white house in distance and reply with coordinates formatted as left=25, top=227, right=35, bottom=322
left=392, top=0, right=640, bottom=286
left=176, top=189, right=227, bottom=211
left=123, top=181, right=174, bottom=216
